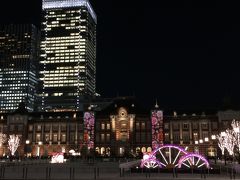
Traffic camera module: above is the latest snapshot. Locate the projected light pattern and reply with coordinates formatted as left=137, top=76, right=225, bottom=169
left=141, top=144, right=210, bottom=169
left=84, top=112, right=95, bottom=149
left=151, top=110, right=163, bottom=149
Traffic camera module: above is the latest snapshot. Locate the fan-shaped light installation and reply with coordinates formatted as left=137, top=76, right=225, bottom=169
left=178, top=153, right=210, bottom=169
left=141, top=145, right=210, bottom=169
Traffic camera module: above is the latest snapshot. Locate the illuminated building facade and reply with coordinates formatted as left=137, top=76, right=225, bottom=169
left=40, top=0, right=97, bottom=111
left=0, top=24, right=39, bottom=113
left=0, top=97, right=228, bottom=158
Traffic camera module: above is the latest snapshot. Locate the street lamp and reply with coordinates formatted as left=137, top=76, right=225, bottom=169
left=211, top=135, right=216, bottom=140
left=37, top=141, right=42, bottom=158
left=25, top=140, right=31, bottom=157
left=26, top=140, right=30, bottom=145
left=210, top=135, right=217, bottom=164
left=219, top=131, right=227, bottom=165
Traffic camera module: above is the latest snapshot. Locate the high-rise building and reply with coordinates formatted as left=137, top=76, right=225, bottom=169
left=40, top=0, right=97, bottom=111
left=0, top=24, right=39, bottom=113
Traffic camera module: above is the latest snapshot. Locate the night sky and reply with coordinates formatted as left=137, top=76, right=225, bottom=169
left=0, top=0, right=240, bottom=112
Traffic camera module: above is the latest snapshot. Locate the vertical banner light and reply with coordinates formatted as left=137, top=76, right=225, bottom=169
left=83, top=112, right=95, bottom=149
left=151, top=110, right=163, bottom=149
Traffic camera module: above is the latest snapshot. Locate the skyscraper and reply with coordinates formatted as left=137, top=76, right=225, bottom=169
left=0, top=24, right=39, bottom=113
left=40, top=0, right=97, bottom=111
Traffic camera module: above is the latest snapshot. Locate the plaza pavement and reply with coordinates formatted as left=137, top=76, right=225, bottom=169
left=0, top=160, right=239, bottom=180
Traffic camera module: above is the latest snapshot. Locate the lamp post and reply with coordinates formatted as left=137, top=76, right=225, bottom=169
left=37, top=141, right=42, bottom=158
left=26, top=140, right=30, bottom=145
left=211, top=135, right=217, bottom=164
left=220, top=132, right=227, bottom=165
left=199, top=139, right=203, bottom=155
left=25, top=140, right=30, bottom=157
left=194, top=140, right=199, bottom=154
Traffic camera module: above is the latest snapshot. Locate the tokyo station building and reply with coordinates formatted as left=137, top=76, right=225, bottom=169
left=0, top=97, right=237, bottom=158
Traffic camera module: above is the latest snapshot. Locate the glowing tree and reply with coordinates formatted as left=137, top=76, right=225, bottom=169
left=216, top=132, right=226, bottom=155
left=8, top=135, right=20, bottom=156
left=217, top=119, right=240, bottom=158
left=231, top=119, right=240, bottom=151
left=224, top=129, right=235, bottom=156
left=0, top=133, right=7, bottom=146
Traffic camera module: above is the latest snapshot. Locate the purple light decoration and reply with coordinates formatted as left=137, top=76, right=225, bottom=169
left=83, top=112, right=95, bottom=149
left=141, top=144, right=210, bottom=169
left=152, top=144, right=188, bottom=155
left=178, top=154, right=210, bottom=169
left=151, top=110, right=163, bottom=149
left=140, top=153, right=161, bottom=168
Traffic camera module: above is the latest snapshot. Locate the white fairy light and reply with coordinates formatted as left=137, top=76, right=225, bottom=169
left=232, top=119, right=240, bottom=152
left=216, top=132, right=226, bottom=155
left=224, top=129, right=235, bottom=156
left=0, top=133, right=7, bottom=147
left=217, top=119, right=240, bottom=157
left=8, top=135, right=20, bottom=156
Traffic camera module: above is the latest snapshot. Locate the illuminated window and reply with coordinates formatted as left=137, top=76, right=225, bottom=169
left=141, top=147, right=146, bottom=153
left=36, top=134, right=41, bottom=142
left=147, top=147, right=152, bottom=153
left=61, top=134, right=66, bottom=142
left=136, top=122, right=140, bottom=130
left=36, top=125, right=42, bottom=131
left=165, top=133, right=169, bottom=141
left=95, top=147, right=100, bottom=154
left=53, top=134, right=58, bottom=142
left=106, top=134, right=110, bottom=142
left=101, top=134, right=104, bottom=142
left=45, top=134, right=50, bottom=143
left=193, top=133, right=198, bottom=140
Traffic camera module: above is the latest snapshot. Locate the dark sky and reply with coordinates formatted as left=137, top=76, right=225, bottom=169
left=0, top=0, right=240, bottom=111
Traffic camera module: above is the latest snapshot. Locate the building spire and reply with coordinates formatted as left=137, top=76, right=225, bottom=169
left=155, top=99, right=159, bottom=109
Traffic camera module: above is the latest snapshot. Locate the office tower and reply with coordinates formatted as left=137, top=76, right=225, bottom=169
left=40, top=0, right=97, bottom=111
left=0, top=24, right=39, bottom=113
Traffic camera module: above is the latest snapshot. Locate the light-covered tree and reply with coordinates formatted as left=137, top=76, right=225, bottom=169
left=0, top=133, right=7, bottom=147
left=224, top=129, right=235, bottom=156
left=216, top=133, right=226, bottom=155
left=8, top=135, right=20, bottom=156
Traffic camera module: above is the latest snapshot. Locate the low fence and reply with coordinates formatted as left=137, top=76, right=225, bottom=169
left=0, top=161, right=239, bottom=180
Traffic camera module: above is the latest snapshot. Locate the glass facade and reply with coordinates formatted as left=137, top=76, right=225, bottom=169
left=40, top=0, right=97, bottom=111
left=0, top=24, right=39, bottom=112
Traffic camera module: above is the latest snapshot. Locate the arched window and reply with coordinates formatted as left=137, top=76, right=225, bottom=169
left=141, top=147, right=146, bottom=153
left=95, top=147, right=100, bottom=154
left=136, top=147, right=140, bottom=153
left=106, top=147, right=111, bottom=156
left=100, top=147, right=105, bottom=155
left=147, top=147, right=152, bottom=153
